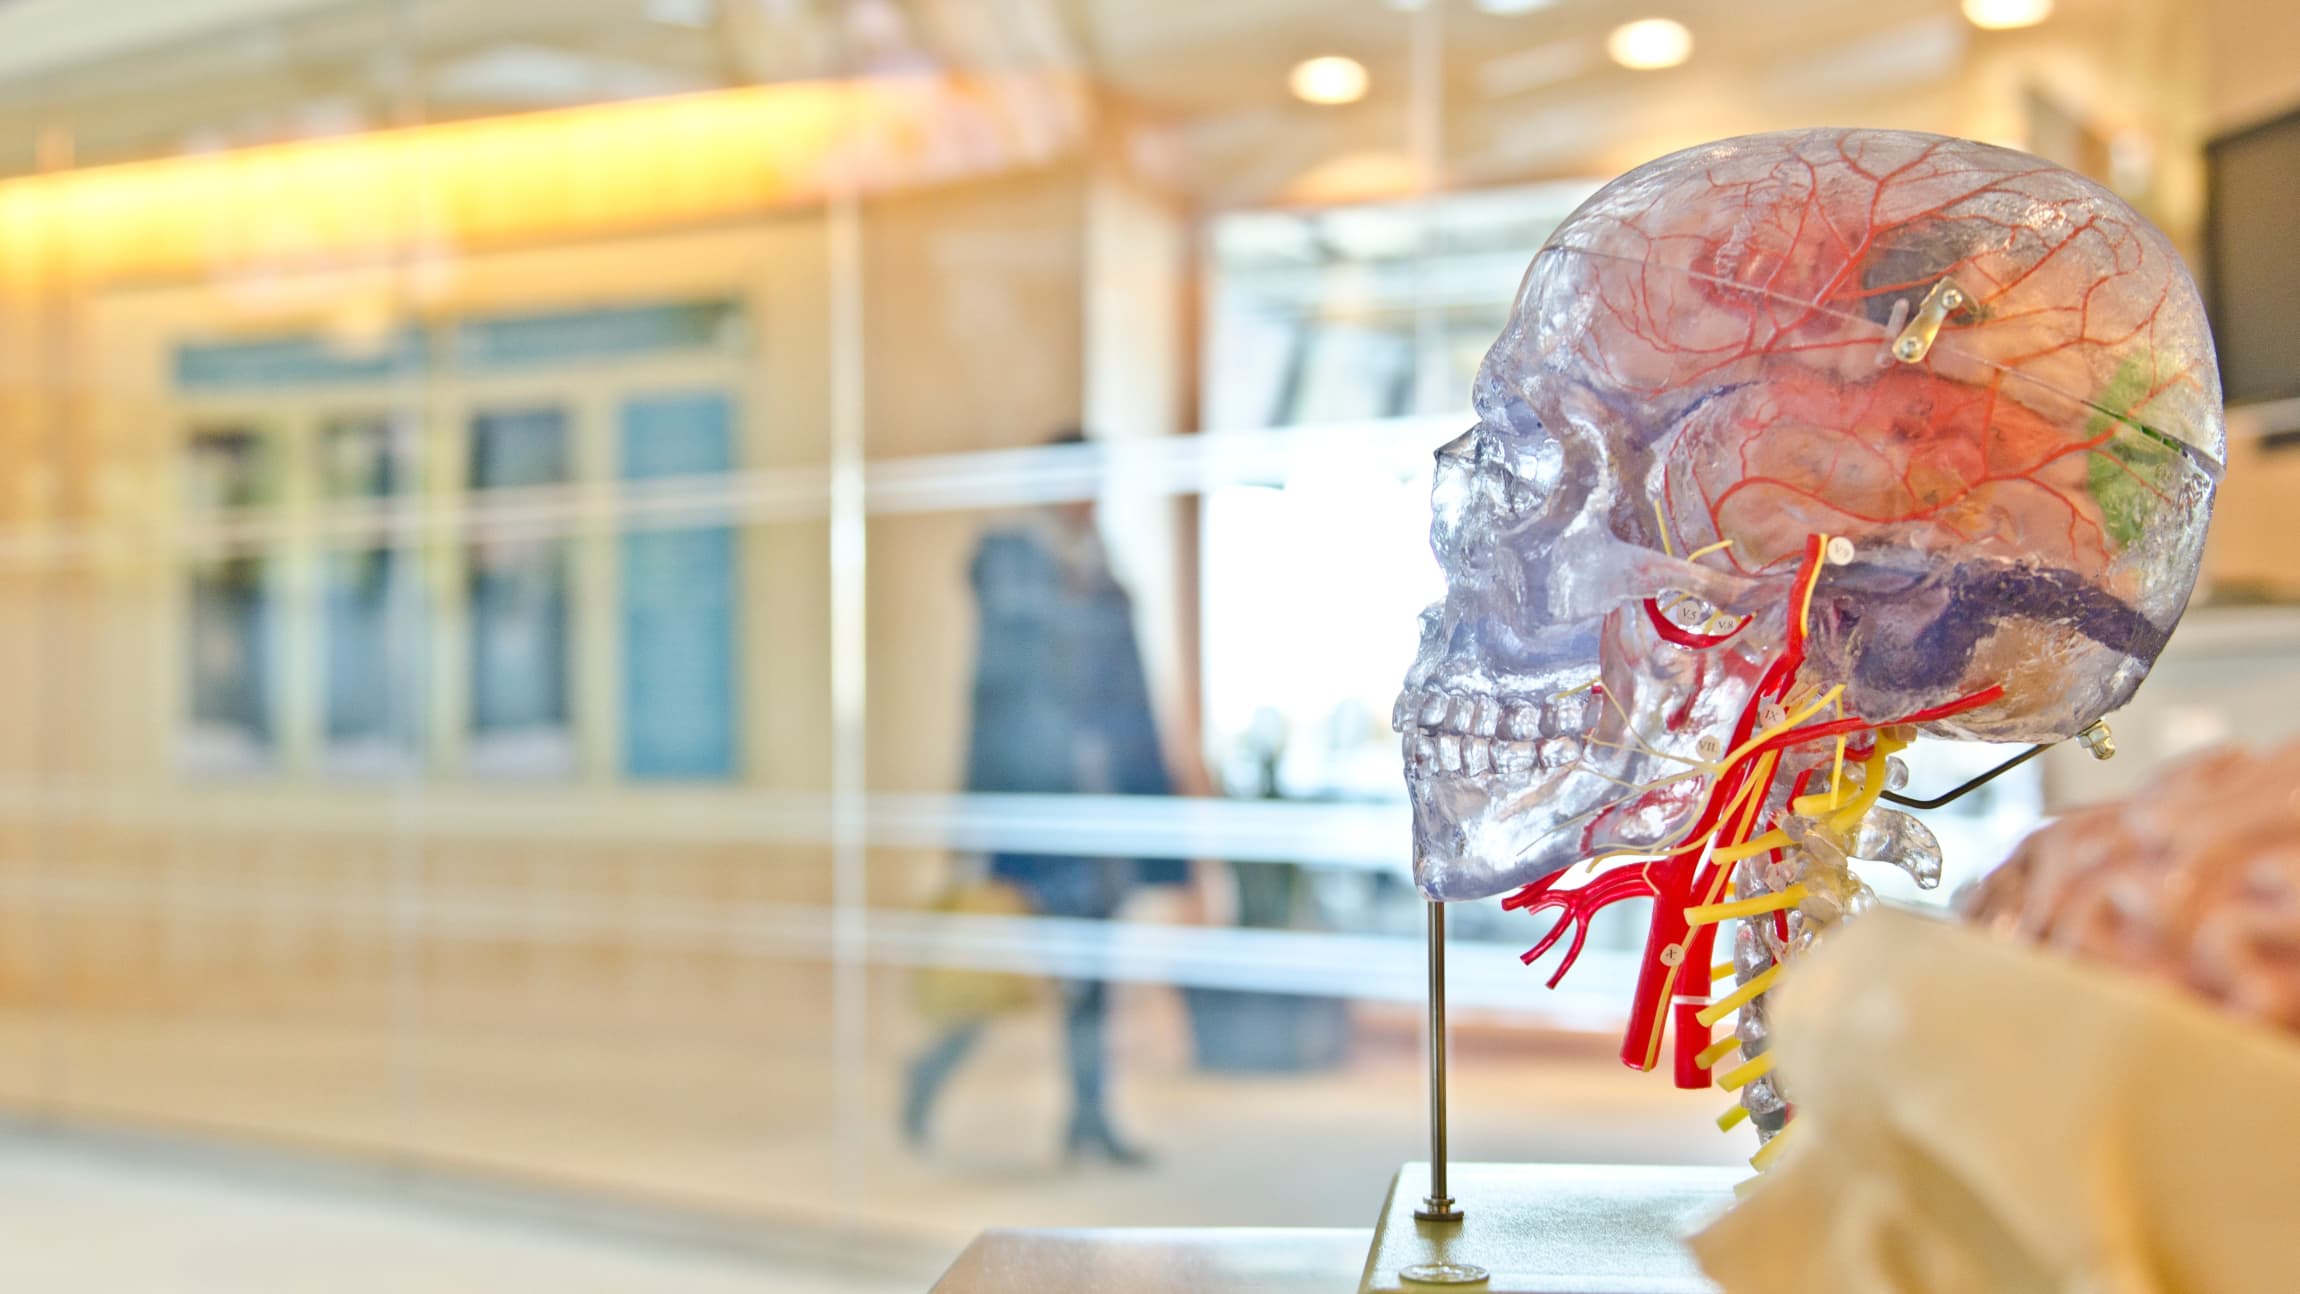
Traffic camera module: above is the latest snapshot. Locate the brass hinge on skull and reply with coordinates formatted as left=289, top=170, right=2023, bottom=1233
left=1890, top=278, right=1968, bottom=364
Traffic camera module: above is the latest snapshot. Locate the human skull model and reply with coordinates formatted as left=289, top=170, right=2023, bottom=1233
left=1395, top=129, right=2222, bottom=1128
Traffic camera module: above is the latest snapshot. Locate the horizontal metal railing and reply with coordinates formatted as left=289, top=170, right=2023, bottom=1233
left=0, top=862, right=1632, bottom=1024
left=0, top=415, right=1461, bottom=566
left=0, top=783, right=1410, bottom=867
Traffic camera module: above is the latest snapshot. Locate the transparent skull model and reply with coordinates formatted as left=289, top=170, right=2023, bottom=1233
left=1395, top=129, right=2222, bottom=1141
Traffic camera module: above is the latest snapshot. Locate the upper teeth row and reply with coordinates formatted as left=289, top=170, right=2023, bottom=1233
left=1390, top=689, right=1599, bottom=742
left=1403, top=730, right=1580, bottom=777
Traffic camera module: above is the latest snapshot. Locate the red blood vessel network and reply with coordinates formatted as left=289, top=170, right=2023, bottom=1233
left=1394, top=128, right=2223, bottom=1152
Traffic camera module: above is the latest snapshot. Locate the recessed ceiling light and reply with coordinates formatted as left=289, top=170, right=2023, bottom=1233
left=1475, top=0, right=1556, bottom=14
left=1606, top=18, right=1693, bottom=70
left=1960, top=0, right=2052, bottom=29
left=1290, top=55, right=1370, bottom=106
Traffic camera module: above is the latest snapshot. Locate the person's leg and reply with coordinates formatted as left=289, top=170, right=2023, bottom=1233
left=904, top=1020, right=986, bottom=1148
left=1060, top=976, right=1147, bottom=1164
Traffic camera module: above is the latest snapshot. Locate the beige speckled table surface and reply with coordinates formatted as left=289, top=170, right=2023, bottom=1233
left=933, top=1226, right=1370, bottom=1293
left=933, top=1162, right=1738, bottom=1293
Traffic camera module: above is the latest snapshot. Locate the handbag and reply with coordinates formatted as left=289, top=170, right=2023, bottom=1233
left=911, top=877, right=1045, bottom=1024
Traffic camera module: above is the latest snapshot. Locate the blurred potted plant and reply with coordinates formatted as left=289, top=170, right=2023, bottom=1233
left=1184, top=711, right=1350, bottom=1073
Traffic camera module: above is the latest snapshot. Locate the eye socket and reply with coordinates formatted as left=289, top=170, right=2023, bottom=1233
left=1513, top=434, right=1563, bottom=494
left=1434, top=418, right=1567, bottom=531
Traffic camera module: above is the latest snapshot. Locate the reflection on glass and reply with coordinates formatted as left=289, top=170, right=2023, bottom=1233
left=0, top=0, right=2224, bottom=1271
left=1201, top=476, right=1437, bottom=802
left=619, top=391, right=738, bottom=780
left=322, top=416, right=422, bottom=774
left=182, top=428, right=275, bottom=772
left=467, top=407, right=573, bottom=776
left=1205, top=184, right=1595, bottom=430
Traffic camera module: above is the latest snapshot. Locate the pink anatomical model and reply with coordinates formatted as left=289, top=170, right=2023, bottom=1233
left=1965, top=739, right=2300, bottom=1037
left=1394, top=129, right=2222, bottom=1151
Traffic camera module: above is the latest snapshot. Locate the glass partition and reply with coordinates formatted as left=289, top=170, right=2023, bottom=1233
left=0, top=0, right=2255, bottom=1283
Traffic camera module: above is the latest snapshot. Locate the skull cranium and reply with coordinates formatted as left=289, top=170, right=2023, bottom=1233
left=1399, top=129, right=2223, bottom=904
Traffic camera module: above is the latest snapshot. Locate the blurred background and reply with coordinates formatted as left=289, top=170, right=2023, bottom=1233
left=0, top=0, right=2293, bottom=1287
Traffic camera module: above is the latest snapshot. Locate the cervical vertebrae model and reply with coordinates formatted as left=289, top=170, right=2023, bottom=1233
left=1395, top=128, right=2222, bottom=1156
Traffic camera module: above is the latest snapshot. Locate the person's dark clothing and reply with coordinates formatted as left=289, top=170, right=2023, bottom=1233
left=902, top=979, right=1136, bottom=1161
left=964, top=524, right=1184, bottom=904
left=906, top=519, right=1174, bottom=1162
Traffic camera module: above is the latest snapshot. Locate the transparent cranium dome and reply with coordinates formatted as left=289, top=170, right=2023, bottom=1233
left=1400, top=128, right=2222, bottom=903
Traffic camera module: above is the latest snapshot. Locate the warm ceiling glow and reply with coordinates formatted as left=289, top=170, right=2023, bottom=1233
left=1289, top=55, right=1370, bottom=106
left=0, top=75, right=1083, bottom=286
left=1282, top=151, right=1430, bottom=205
left=1606, top=18, right=1693, bottom=71
left=1960, top=0, right=2053, bottom=29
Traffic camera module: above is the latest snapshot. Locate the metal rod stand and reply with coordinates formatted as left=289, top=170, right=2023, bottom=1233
left=1414, top=899, right=1463, bottom=1223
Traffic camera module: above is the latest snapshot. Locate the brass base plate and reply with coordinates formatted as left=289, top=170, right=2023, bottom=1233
left=1358, top=1162, right=1738, bottom=1294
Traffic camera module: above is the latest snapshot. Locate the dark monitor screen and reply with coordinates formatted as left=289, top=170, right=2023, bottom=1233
left=2205, top=108, right=2300, bottom=406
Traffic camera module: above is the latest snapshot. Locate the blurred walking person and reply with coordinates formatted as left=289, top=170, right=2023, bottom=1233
left=903, top=429, right=1182, bottom=1165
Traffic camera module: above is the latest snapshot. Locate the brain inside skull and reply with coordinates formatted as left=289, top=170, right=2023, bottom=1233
left=1395, top=129, right=2222, bottom=1110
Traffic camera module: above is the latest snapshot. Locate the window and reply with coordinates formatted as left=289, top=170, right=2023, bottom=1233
left=320, top=415, right=423, bottom=774
left=182, top=428, right=278, bottom=772
left=171, top=299, right=746, bottom=784
left=1205, top=183, right=1598, bottom=431
left=619, top=391, right=739, bottom=780
left=1198, top=184, right=1600, bottom=802
left=466, top=407, right=576, bottom=777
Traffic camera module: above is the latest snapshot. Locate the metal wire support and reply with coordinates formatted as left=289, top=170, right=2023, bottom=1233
left=1878, top=741, right=2051, bottom=810
left=1415, top=899, right=1463, bottom=1223
left=1880, top=719, right=2116, bottom=812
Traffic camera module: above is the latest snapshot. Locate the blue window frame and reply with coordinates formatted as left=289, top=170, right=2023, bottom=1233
left=619, top=391, right=738, bottom=780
